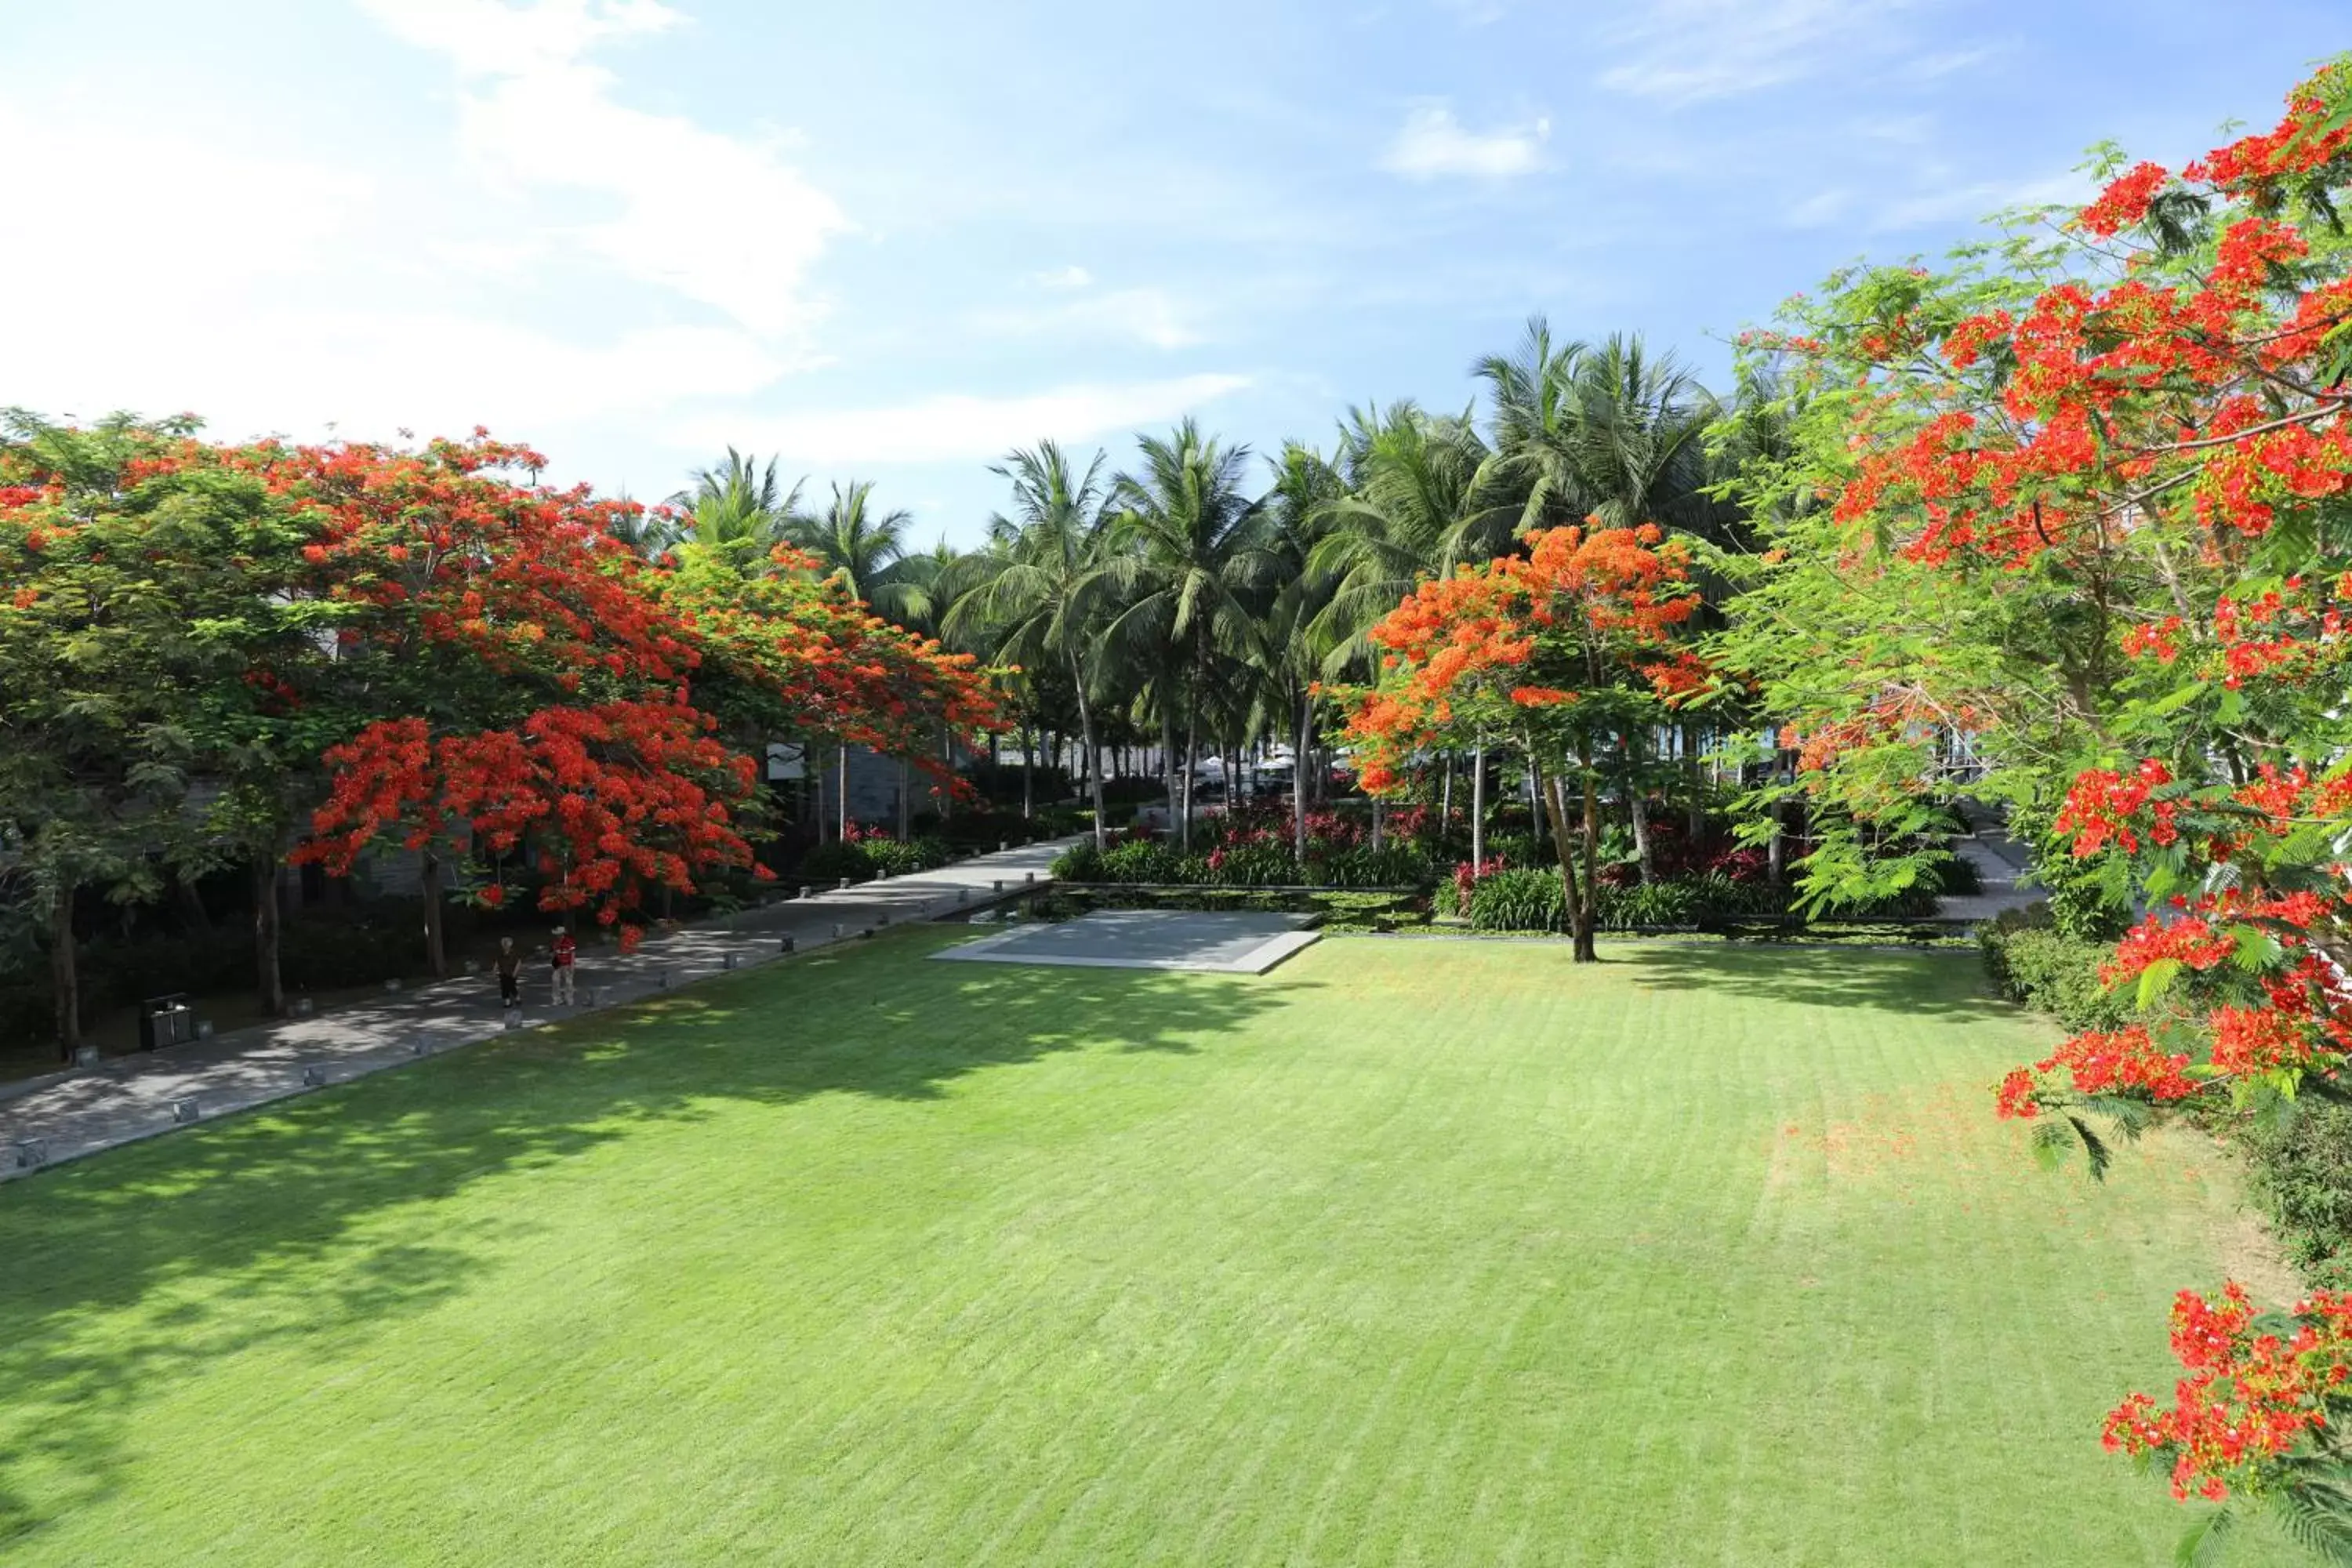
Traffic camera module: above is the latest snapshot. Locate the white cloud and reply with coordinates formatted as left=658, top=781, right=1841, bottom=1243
left=976, top=285, right=1203, bottom=350
left=1378, top=104, right=1549, bottom=180
left=1032, top=264, right=1094, bottom=289
left=1871, top=169, right=2092, bottom=230
left=358, top=0, right=851, bottom=338
left=1597, top=0, right=1921, bottom=104
left=699, top=374, right=1254, bottom=465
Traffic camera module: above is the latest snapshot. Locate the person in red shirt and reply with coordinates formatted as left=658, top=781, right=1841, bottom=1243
left=550, top=926, right=577, bottom=1005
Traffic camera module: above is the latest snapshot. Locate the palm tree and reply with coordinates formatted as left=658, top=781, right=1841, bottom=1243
left=1476, top=321, right=1719, bottom=537
left=787, top=480, right=915, bottom=621
left=1258, top=440, right=1346, bottom=858
left=1098, top=419, right=1271, bottom=848
left=669, top=448, right=806, bottom=574
left=947, top=442, right=1116, bottom=848
left=1308, top=401, right=1507, bottom=664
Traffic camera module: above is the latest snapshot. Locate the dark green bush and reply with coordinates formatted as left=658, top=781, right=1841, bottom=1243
left=861, top=837, right=952, bottom=877
left=1595, top=880, right=1703, bottom=929
left=1468, top=868, right=1566, bottom=932
left=1050, top=842, right=1104, bottom=880
left=795, top=841, right=875, bottom=887
left=1980, top=916, right=2135, bottom=1031
left=1098, top=839, right=1192, bottom=884
left=1310, top=843, right=1433, bottom=888
left=2240, top=1100, right=2352, bottom=1291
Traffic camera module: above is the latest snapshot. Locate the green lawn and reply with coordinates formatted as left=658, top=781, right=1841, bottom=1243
left=0, top=933, right=2300, bottom=1564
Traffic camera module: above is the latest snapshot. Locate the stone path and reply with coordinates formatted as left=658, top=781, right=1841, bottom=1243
left=0, top=839, right=1077, bottom=1183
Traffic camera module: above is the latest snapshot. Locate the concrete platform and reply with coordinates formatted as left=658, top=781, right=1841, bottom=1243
left=932, top=909, right=1321, bottom=975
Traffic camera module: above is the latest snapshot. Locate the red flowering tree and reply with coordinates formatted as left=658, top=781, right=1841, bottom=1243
left=1345, top=521, right=1704, bottom=960
left=1734, top=59, right=2352, bottom=1546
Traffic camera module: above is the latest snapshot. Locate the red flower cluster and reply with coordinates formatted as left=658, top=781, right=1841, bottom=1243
left=2053, top=759, right=2178, bottom=858
left=2103, top=1283, right=2352, bottom=1501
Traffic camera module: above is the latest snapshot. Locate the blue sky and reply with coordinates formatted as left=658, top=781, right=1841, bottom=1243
left=1, top=0, right=2337, bottom=546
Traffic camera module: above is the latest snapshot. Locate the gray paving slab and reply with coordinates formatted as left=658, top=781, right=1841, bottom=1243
left=0, top=838, right=1080, bottom=1183
left=933, top=909, right=1321, bottom=975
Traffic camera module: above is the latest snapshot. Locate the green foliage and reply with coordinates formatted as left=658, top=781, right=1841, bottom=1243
left=1979, top=914, right=2137, bottom=1032
left=860, top=837, right=952, bottom=878
left=795, top=841, right=875, bottom=887
left=1310, top=843, right=1434, bottom=888
left=1468, top=867, right=1567, bottom=931
left=2240, top=1099, right=2352, bottom=1292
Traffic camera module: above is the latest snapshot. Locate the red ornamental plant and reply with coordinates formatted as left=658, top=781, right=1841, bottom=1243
left=1345, top=520, right=1705, bottom=960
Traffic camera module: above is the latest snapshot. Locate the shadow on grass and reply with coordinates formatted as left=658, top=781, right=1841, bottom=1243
left=1612, top=940, right=2013, bottom=1022
left=0, top=931, right=1304, bottom=1545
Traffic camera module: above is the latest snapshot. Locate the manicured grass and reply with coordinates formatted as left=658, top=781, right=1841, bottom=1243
left=0, top=933, right=2304, bottom=1563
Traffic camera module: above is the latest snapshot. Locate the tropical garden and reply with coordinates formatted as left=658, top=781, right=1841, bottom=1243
left=7, top=53, right=2352, bottom=1566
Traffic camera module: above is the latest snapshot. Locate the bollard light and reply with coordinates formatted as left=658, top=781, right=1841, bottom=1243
left=73, top=1044, right=100, bottom=1069
left=877, top=914, right=890, bottom=927
left=411, top=1038, right=432, bottom=1057
left=172, top=1098, right=200, bottom=1125
left=723, top=953, right=739, bottom=970
left=14, top=1140, right=49, bottom=1170
left=780, top=935, right=797, bottom=953
left=195, top=1020, right=214, bottom=1039
left=658, top=970, right=673, bottom=989
left=831, top=923, right=843, bottom=938
left=993, top=880, right=1004, bottom=892
left=839, top=877, right=854, bottom=891
left=384, top=978, right=402, bottom=993
left=302, top=1064, right=328, bottom=1087
left=1025, top=872, right=1036, bottom=884
left=292, top=996, right=314, bottom=1017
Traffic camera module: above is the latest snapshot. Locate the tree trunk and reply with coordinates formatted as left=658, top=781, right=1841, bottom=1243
left=1180, top=714, right=1197, bottom=851
left=1162, top=706, right=1180, bottom=838
left=1472, top=742, right=1486, bottom=869
left=1768, top=804, right=1785, bottom=887
left=1579, top=765, right=1602, bottom=964
left=419, top=848, right=448, bottom=979
left=1022, top=723, right=1035, bottom=819
left=1292, top=689, right=1312, bottom=862
left=898, top=757, right=913, bottom=838
left=1069, top=654, right=1109, bottom=849
left=251, top=843, right=285, bottom=1018
left=837, top=745, right=851, bottom=840
left=1629, top=728, right=1655, bottom=886
left=1371, top=793, right=1385, bottom=852
left=1529, top=753, right=1593, bottom=963
left=49, top=880, right=79, bottom=1061
left=1685, top=721, right=1706, bottom=840
left=1441, top=753, right=1454, bottom=829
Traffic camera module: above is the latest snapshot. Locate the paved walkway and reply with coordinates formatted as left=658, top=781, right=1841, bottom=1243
left=0, top=839, right=1077, bottom=1182
left=1936, top=807, right=2039, bottom=925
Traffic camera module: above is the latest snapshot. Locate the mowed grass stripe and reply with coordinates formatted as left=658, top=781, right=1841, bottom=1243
left=0, top=932, right=2314, bottom=1564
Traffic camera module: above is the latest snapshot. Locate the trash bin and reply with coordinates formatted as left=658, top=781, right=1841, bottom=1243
left=138, top=993, right=196, bottom=1052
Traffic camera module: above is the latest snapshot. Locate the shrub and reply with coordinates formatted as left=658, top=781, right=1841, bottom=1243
left=1468, top=868, right=1566, bottom=932
left=1206, top=840, right=1298, bottom=886
left=1051, top=843, right=1104, bottom=881
left=1097, top=839, right=1192, bottom=884
left=795, top=841, right=875, bottom=887
left=1312, top=843, right=1434, bottom=888
left=1980, top=916, right=2135, bottom=1031
left=1595, top=879, right=1702, bottom=929
left=2241, top=1101, right=2352, bottom=1290
left=860, top=835, right=952, bottom=877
